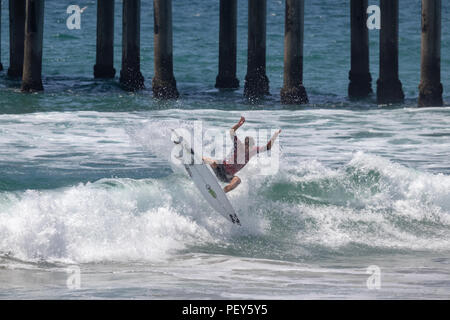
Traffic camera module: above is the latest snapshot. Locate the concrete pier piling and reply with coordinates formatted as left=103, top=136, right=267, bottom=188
left=8, top=0, right=26, bottom=78
left=0, top=1, right=3, bottom=71
left=419, top=0, right=443, bottom=107
left=120, top=0, right=145, bottom=91
left=152, top=0, right=179, bottom=99
left=377, top=0, right=404, bottom=104
left=348, top=0, right=372, bottom=98
left=21, top=0, right=44, bottom=92
left=94, top=0, right=116, bottom=78
left=280, top=0, right=308, bottom=104
left=215, top=0, right=239, bottom=89
left=244, top=0, right=269, bottom=98
left=0, top=0, right=444, bottom=106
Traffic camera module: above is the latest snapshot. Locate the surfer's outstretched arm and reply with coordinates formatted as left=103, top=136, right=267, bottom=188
left=224, top=176, right=241, bottom=193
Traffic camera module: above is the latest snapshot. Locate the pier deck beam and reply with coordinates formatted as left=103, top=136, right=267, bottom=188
left=377, top=0, right=404, bottom=104
left=348, top=0, right=372, bottom=98
left=419, top=0, right=443, bottom=107
left=215, top=0, right=239, bottom=89
left=244, top=0, right=269, bottom=98
left=120, top=0, right=145, bottom=91
left=21, top=0, right=44, bottom=92
left=94, top=0, right=116, bottom=78
left=8, top=0, right=26, bottom=78
left=280, top=0, right=308, bottom=104
left=152, top=0, right=178, bottom=99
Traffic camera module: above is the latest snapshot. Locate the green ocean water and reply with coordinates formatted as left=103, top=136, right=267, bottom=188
left=0, top=1, right=449, bottom=299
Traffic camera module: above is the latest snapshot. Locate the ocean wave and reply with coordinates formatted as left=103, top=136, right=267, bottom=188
left=0, top=152, right=449, bottom=264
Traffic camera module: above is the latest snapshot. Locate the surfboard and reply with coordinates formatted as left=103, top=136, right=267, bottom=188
left=171, top=129, right=241, bottom=225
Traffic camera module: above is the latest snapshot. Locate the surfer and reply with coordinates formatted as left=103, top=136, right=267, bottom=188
left=203, top=117, right=281, bottom=193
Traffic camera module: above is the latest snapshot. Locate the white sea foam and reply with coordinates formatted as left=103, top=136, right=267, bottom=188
left=0, top=110, right=449, bottom=264
left=0, top=178, right=217, bottom=264
left=288, top=152, right=450, bottom=251
left=1, top=151, right=448, bottom=264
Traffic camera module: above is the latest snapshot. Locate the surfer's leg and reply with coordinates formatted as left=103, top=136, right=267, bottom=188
left=202, top=157, right=218, bottom=168
left=224, top=176, right=241, bottom=193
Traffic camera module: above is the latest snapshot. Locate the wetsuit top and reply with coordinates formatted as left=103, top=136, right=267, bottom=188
left=222, top=129, right=264, bottom=176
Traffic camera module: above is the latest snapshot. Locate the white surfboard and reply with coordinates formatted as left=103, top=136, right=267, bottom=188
left=172, top=130, right=241, bottom=225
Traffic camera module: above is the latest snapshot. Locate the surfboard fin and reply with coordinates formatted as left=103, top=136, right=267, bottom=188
left=173, top=136, right=183, bottom=144
left=171, top=129, right=183, bottom=144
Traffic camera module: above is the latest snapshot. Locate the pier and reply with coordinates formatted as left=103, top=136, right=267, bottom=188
left=7, top=0, right=26, bottom=78
left=94, top=0, right=116, bottom=79
left=216, top=0, right=239, bottom=89
left=348, top=0, right=372, bottom=98
left=419, top=0, right=443, bottom=107
left=120, top=0, right=145, bottom=91
left=377, top=0, right=404, bottom=104
left=244, top=0, right=269, bottom=98
left=0, top=0, right=446, bottom=107
left=280, top=0, right=308, bottom=104
left=152, top=0, right=178, bottom=99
